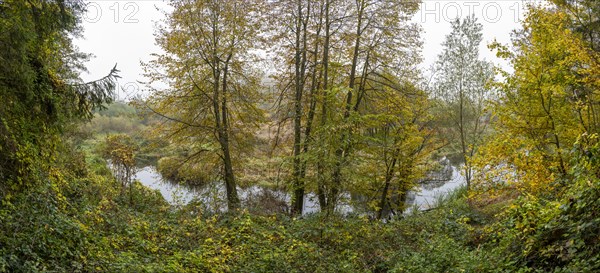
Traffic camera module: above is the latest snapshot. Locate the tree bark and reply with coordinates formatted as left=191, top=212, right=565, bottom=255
left=377, top=152, right=397, bottom=219
left=317, top=0, right=331, bottom=210
left=221, top=54, right=240, bottom=211
left=291, top=0, right=311, bottom=215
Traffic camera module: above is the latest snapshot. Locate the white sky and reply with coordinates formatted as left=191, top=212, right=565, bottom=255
left=75, top=0, right=536, bottom=100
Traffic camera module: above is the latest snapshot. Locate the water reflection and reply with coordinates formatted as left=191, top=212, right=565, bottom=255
left=134, top=166, right=196, bottom=205
left=134, top=164, right=465, bottom=215
left=406, top=166, right=466, bottom=211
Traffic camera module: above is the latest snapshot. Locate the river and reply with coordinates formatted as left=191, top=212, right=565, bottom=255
left=134, top=165, right=466, bottom=215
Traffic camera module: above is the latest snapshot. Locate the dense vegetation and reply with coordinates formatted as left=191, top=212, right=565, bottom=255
left=1, top=0, right=600, bottom=272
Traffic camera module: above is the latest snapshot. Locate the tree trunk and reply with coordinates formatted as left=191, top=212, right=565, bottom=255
left=291, top=0, right=311, bottom=215
left=221, top=57, right=240, bottom=211
left=377, top=153, right=397, bottom=219
left=317, top=0, right=330, bottom=211
left=298, top=0, right=324, bottom=212
left=328, top=0, right=364, bottom=213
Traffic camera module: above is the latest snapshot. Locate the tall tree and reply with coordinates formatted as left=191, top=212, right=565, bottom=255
left=0, top=0, right=119, bottom=196
left=144, top=0, right=265, bottom=211
left=473, top=5, right=600, bottom=196
left=272, top=0, right=421, bottom=214
left=271, top=0, right=336, bottom=215
left=432, top=15, right=493, bottom=190
left=272, top=0, right=314, bottom=215
left=325, top=0, right=421, bottom=212
left=349, top=78, right=435, bottom=219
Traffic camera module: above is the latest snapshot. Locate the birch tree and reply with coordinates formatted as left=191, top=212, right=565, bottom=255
left=432, top=15, right=493, bottom=190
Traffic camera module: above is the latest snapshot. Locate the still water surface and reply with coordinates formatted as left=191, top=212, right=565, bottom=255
left=134, top=165, right=466, bottom=214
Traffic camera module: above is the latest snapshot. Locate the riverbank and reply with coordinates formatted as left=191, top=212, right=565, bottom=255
left=0, top=161, right=497, bottom=272
left=3, top=142, right=599, bottom=272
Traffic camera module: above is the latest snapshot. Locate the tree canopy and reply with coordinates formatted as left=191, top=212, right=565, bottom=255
left=0, top=0, right=118, bottom=196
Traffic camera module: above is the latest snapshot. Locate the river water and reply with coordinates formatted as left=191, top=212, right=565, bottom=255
left=134, top=165, right=465, bottom=215
left=406, top=166, right=466, bottom=212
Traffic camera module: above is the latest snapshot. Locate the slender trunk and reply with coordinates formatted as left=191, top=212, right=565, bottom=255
left=292, top=0, right=308, bottom=215
left=353, top=50, right=370, bottom=112
left=329, top=0, right=364, bottom=213
left=458, top=77, right=472, bottom=190
left=209, top=8, right=239, bottom=212
left=377, top=153, right=397, bottom=219
left=128, top=167, right=133, bottom=205
left=539, top=91, right=567, bottom=175
left=300, top=4, right=324, bottom=182
left=317, top=0, right=330, bottom=210
left=221, top=56, right=240, bottom=211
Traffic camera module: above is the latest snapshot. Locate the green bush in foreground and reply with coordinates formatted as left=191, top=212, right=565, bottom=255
left=3, top=141, right=600, bottom=272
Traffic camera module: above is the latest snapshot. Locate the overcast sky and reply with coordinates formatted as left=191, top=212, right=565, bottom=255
left=74, top=0, right=535, bottom=100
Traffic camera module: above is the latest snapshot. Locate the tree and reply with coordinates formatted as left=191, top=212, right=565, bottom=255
left=271, top=0, right=341, bottom=215
left=472, top=5, right=600, bottom=196
left=0, top=0, right=119, bottom=196
left=551, top=0, right=600, bottom=51
left=269, top=0, right=314, bottom=215
left=101, top=134, right=138, bottom=204
left=144, top=0, right=265, bottom=211
left=102, top=134, right=137, bottom=190
left=270, top=0, right=422, bottom=214
left=432, top=15, right=494, bottom=191
left=355, top=79, right=436, bottom=219
left=322, top=0, right=422, bottom=213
